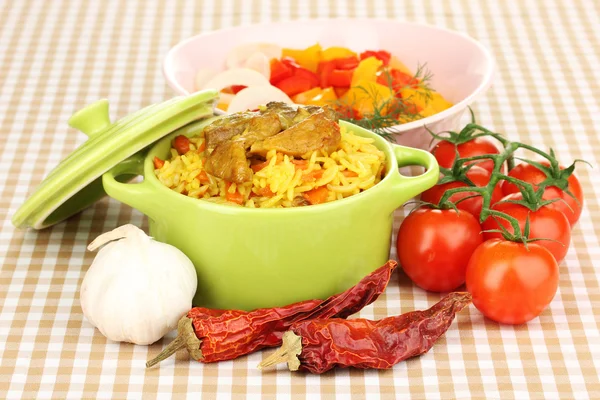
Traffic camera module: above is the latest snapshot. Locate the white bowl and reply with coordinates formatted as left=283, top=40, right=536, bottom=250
left=163, top=18, right=494, bottom=149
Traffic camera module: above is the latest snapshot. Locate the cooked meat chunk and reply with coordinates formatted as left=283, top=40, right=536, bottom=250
left=262, top=102, right=299, bottom=129
left=204, top=140, right=253, bottom=183
left=249, top=110, right=341, bottom=158
left=203, top=112, right=257, bottom=150
left=261, top=102, right=338, bottom=130
left=240, top=113, right=282, bottom=148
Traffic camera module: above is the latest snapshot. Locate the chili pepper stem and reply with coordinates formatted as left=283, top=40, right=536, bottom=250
left=146, top=316, right=203, bottom=368
left=257, top=331, right=302, bottom=371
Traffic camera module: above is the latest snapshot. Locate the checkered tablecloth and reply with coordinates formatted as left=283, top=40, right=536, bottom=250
left=1, top=0, right=599, bottom=398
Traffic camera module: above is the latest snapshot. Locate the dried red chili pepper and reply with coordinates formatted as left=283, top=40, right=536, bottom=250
left=258, top=292, right=471, bottom=374
left=146, top=261, right=397, bottom=367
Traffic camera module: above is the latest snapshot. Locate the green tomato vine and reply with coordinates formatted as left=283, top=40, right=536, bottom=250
left=426, top=110, right=587, bottom=245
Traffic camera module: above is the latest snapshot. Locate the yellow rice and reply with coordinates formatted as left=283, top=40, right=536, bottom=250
left=154, top=127, right=386, bottom=208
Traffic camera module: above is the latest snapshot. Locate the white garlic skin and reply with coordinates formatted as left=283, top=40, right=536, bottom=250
left=80, top=227, right=197, bottom=345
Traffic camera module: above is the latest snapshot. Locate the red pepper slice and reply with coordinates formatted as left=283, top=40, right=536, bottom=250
left=327, top=69, right=354, bottom=87
left=231, top=85, right=246, bottom=94
left=275, top=76, right=318, bottom=97
left=319, top=61, right=336, bottom=88
left=270, top=59, right=294, bottom=85
left=333, top=56, right=359, bottom=70
left=294, top=68, right=320, bottom=87
left=377, top=69, right=419, bottom=91
left=360, top=50, right=391, bottom=66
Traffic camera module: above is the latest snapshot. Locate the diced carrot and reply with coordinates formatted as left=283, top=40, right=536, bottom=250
left=196, top=170, right=210, bottom=184
left=173, top=135, right=191, bottom=155
left=251, top=160, right=270, bottom=172
left=153, top=156, right=165, bottom=169
left=226, top=191, right=245, bottom=205
left=342, top=170, right=358, bottom=178
left=257, top=186, right=275, bottom=197
left=197, top=141, right=206, bottom=153
left=302, top=186, right=329, bottom=205
left=292, top=159, right=309, bottom=169
left=302, top=169, right=324, bottom=181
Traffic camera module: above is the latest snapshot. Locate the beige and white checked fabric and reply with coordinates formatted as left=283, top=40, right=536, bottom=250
left=1, top=0, right=599, bottom=398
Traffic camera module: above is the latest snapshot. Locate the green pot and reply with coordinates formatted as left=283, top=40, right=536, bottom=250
left=103, top=120, right=439, bottom=310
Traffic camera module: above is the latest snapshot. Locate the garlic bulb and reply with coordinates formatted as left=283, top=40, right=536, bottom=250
left=80, top=225, right=197, bottom=345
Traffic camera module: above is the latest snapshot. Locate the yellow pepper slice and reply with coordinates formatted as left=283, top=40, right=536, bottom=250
left=321, top=46, right=356, bottom=61
left=351, top=57, right=383, bottom=86
left=293, top=87, right=338, bottom=106
left=340, top=80, right=394, bottom=115
left=389, top=56, right=413, bottom=76
left=292, top=87, right=323, bottom=104
left=282, top=43, right=322, bottom=72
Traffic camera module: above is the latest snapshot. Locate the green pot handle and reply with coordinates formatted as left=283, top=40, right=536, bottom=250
left=102, top=153, right=162, bottom=221
left=389, top=144, right=439, bottom=207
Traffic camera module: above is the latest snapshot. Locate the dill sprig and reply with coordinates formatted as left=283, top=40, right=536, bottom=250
left=335, top=63, right=435, bottom=141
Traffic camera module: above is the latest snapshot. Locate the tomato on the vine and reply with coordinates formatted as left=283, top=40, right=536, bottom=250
left=420, top=165, right=504, bottom=220
left=396, top=207, right=483, bottom=292
left=466, top=239, right=559, bottom=325
left=430, top=137, right=502, bottom=173
left=501, top=162, right=584, bottom=226
left=481, top=193, right=571, bottom=263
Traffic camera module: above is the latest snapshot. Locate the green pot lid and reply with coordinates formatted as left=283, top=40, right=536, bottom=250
left=12, top=89, right=219, bottom=230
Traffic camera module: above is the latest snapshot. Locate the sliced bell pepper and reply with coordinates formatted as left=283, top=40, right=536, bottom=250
left=231, top=85, right=246, bottom=94
left=389, top=56, right=413, bottom=76
left=340, top=80, right=394, bottom=116
left=293, top=87, right=338, bottom=107
left=377, top=68, right=419, bottom=92
left=294, top=67, right=320, bottom=87
left=334, top=87, right=349, bottom=98
left=360, top=50, right=391, bottom=66
left=275, top=75, right=318, bottom=97
left=292, top=87, right=323, bottom=104
left=270, top=58, right=294, bottom=85
left=399, top=87, right=433, bottom=110
left=351, top=56, right=383, bottom=86
left=332, top=56, right=359, bottom=70
left=321, top=47, right=356, bottom=61
left=281, top=44, right=322, bottom=73
left=328, top=69, right=354, bottom=87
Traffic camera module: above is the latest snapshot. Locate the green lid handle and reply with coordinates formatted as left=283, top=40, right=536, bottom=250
left=388, top=144, right=439, bottom=210
left=102, top=153, right=163, bottom=222
left=68, top=99, right=111, bottom=137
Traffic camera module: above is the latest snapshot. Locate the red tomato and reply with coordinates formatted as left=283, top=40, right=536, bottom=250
left=430, top=137, right=502, bottom=173
left=396, top=207, right=483, bottom=292
left=482, top=193, right=571, bottom=262
left=501, top=162, right=584, bottom=226
left=466, top=239, right=559, bottom=324
left=420, top=165, right=503, bottom=220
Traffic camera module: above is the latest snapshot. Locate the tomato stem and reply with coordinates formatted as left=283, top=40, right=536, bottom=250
left=427, top=114, right=589, bottom=241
